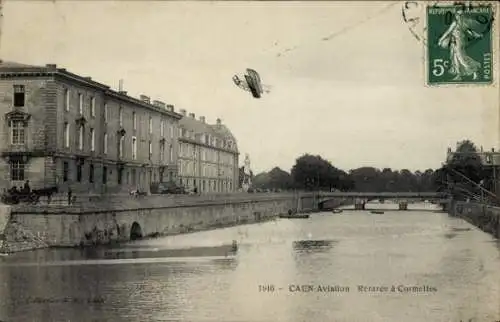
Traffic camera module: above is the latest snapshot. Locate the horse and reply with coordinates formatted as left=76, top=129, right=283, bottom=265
left=32, top=186, right=58, bottom=204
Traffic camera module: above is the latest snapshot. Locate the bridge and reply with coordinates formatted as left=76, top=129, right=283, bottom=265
left=318, top=191, right=447, bottom=199
left=317, top=191, right=450, bottom=211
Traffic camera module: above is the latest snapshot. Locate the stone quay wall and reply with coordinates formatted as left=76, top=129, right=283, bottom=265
left=449, top=200, right=500, bottom=239
left=0, top=192, right=320, bottom=253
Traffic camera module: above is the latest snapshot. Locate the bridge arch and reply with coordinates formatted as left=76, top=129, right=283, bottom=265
left=130, top=222, right=143, bottom=241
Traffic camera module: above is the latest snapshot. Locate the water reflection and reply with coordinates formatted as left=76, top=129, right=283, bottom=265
left=292, top=239, right=337, bottom=253
left=0, top=204, right=499, bottom=321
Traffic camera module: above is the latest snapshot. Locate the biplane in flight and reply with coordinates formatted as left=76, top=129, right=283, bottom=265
left=232, top=68, right=270, bottom=99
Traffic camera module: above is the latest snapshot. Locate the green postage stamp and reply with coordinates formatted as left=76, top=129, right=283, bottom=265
left=426, top=3, right=494, bottom=85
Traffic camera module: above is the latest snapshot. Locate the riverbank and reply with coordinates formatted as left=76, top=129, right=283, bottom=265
left=0, top=192, right=322, bottom=254
left=449, top=201, right=500, bottom=239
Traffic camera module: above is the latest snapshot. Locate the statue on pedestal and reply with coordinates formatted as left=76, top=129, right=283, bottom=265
left=242, top=154, right=252, bottom=192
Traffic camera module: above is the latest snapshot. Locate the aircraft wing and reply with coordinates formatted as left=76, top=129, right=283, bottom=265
left=246, top=69, right=263, bottom=95
left=244, top=74, right=261, bottom=98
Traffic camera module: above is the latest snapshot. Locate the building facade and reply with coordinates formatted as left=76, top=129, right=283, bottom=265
left=177, top=110, right=239, bottom=193
left=0, top=61, right=181, bottom=194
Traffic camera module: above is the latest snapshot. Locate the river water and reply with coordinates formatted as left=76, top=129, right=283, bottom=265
left=0, top=202, right=499, bottom=322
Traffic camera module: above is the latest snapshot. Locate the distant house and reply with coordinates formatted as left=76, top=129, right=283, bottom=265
left=177, top=110, right=239, bottom=193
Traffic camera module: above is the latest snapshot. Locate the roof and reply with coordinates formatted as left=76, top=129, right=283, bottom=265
left=0, top=60, right=183, bottom=119
left=179, top=115, right=239, bottom=152
left=0, top=60, right=43, bottom=69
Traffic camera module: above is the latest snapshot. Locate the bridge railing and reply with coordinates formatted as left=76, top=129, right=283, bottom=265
left=317, top=192, right=448, bottom=198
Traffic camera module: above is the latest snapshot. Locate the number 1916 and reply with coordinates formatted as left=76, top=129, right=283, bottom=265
left=258, top=284, right=275, bottom=292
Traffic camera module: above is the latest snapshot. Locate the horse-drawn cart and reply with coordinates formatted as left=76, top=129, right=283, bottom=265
left=0, top=186, right=58, bottom=205
left=1, top=189, right=39, bottom=205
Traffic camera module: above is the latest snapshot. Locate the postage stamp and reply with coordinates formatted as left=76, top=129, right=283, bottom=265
left=426, top=3, right=494, bottom=85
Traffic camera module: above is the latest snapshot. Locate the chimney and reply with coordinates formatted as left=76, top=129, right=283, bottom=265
left=189, top=113, right=195, bottom=119
left=180, top=109, right=187, bottom=116
left=119, top=79, right=124, bottom=92
left=45, top=64, right=57, bottom=70
left=119, top=91, right=127, bottom=95
left=492, top=148, right=495, bottom=152
left=84, top=76, right=92, bottom=81
left=153, top=100, right=166, bottom=108
left=199, top=116, right=206, bottom=123
left=216, top=118, right=221, bottom=126
left=139, top=95, right=150, bottom=104
left=166, top=104, right=174, bottom=112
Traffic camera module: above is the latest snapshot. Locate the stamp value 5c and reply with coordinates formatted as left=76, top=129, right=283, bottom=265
left=426, top=3, right=494, bottom=85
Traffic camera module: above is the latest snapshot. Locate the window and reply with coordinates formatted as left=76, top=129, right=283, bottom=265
left=119, top=106, right=123, bottom=127
left=169, top=144, right=173, bottom=163
left=160, top=142, right=165, bottom=162
left=63, top=122, right=70, bottom=148
left=78, top=93, right=83, bottom=114
left=149, top=117, right=153, bottom=134
left=10, top=121, right=25, bottom=145
left=132, top=137, right=137, bottom=160
left=103, top=132, right=108, bottom=154
left=118, top=167, right=123, bottom=185
left=89, top=164, right=94, bottom=183
left=149, top=141, right=152, bottom=160
left=119, top=136, right=124, bottom=158
left=160, top=119, right=164, bottom=137
left=13, top=85, right=25, bottom=107
left=90, top=128, right=95, bottom=151
left=131, top=168, right=136, bottom=185
left=76, top=161, right=82, bottom=182
left=102, top=166, right=107, bottom=184
left=63, top=162, right=69, bottom=182
left=170, top=124, right=173, bottom=139
left=104, top=103, right=108, bottom=123
left=64, top=89, right=70, bottom=111
left=77, top=125, right=84, bottom=150
left=10, top=159, right=25, bottom=181
left=90, top=97, right=95, bottom=117
left=133, top=112, right=137, bottom=130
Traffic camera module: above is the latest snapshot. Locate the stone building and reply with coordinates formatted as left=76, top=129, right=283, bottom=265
left=177, top=110, right=239, bottom=193
left=0, top=61, right=181, bottom=194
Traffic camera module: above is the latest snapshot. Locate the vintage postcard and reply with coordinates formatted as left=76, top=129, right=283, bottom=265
left=0, top=1, right=499, bottom=321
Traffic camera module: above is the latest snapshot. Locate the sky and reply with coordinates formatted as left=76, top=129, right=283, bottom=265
left=1, top=1, right=498, bottom=173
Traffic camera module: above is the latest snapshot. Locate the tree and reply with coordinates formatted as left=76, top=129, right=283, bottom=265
left=251, top=172, right=269, bottom=189
left=347, top=167, right=380, bottom=192
left=267, top=167, right=294, bottom=190
left=446, top=140, right=484, bottom=184
left=291, top=154, right=344, bottom=191
left=437, top=139, right=491, bottom=201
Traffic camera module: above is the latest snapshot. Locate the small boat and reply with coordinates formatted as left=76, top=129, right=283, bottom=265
left=370, top=210, right=384, bottom=214
left=332, top=209, right=343, bottom=214
left=279, top=214, right=310, bottom=219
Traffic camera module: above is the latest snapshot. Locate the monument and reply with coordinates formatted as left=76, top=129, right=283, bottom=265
left=242, top=154, right=252, bottom=192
